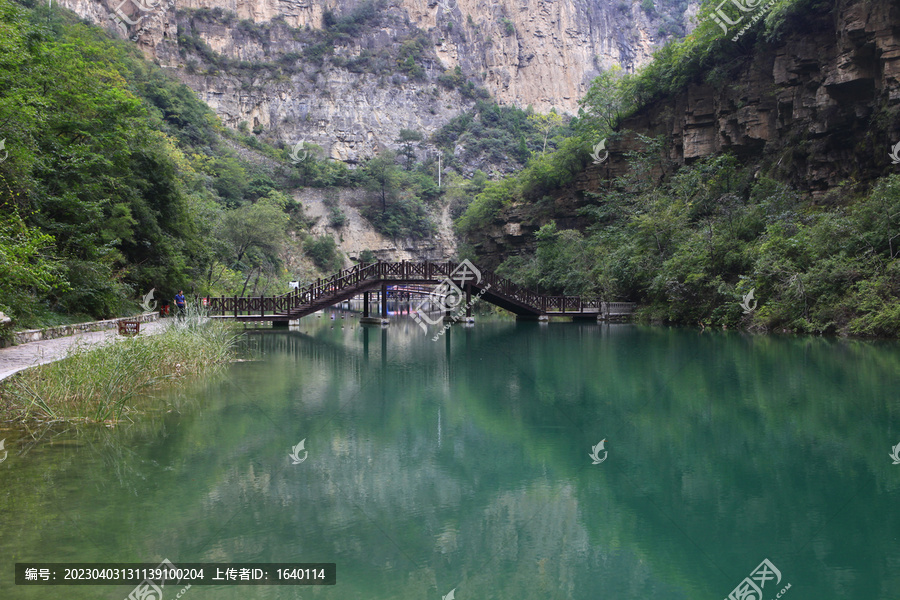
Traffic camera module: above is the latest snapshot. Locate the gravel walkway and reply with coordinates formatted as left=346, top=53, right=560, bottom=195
left=0, top=320, right=170, bottom=382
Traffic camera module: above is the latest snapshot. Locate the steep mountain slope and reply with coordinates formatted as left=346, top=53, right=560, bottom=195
left=56, top=0, right=694, bottom=162
left=468, top=0, right=900, bottom=263
left=454, top=0, right=900, bottom=336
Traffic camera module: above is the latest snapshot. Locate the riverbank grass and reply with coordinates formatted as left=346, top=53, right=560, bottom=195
left=0, top=313, right=238, bottom=423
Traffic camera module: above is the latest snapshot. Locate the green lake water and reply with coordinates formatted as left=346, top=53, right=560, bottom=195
left=2, top=315, right=900, bottom=599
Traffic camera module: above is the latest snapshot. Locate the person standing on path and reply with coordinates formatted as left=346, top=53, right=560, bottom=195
left=174, top=290, right=186, bottom=316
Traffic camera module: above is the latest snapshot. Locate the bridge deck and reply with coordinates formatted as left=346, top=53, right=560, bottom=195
left=207, top=261, right=635, bottom=322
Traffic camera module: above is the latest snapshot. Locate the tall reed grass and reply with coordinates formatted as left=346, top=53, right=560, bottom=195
left=0, top=307, right=238, bottom=423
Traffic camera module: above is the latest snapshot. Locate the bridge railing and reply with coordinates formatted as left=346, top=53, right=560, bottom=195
left=476, top=272, right=592, bottom=314
left=209, top=295, right=286, bottom=317
left=602, top=302, right=636, bottom=315
left=273, top=261, right=476, bottom=315
left=208, top=260, right=636, bottom=317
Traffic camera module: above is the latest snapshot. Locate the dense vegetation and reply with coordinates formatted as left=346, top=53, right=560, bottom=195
left=0, top=0, right=303, bottom=327
left=497, top=146, right=900, bottom=336
left=460, top=0, right=900, bottom=337
left=4, top=0, right=875, bottom=339
left=433, top=99, right=570, bottom=172
left=0, top=0, right=472, bottom=332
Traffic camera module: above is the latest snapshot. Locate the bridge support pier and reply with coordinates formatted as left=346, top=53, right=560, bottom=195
left=360, top=290, right=388, bottom=324
left=360, top=317, right=388, bottom=325
left=272, top=320, right=289, bottom=329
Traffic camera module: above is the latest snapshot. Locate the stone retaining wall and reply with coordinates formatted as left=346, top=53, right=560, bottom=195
left=8, top=313, right=159, bottom=346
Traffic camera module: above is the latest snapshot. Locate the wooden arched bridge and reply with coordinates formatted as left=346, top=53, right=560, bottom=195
left=208, top=260, right=635, bottom=323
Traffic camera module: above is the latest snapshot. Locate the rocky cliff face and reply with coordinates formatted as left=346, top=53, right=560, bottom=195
left=174, top=0, right=669, bottom=113
left=55, top=0, right=691, bottom=266
left=402, top=0, right=666, bottom=113
left=467, top=0, right=900, bottom=266
left=292, top=186, right=457, bottom=265
left=58, top=0, right=691, bottom=163
left=621, top=0, right=900, bottom=191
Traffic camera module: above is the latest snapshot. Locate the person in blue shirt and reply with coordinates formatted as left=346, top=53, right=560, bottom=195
left=174, top=291, right=186, bottom=316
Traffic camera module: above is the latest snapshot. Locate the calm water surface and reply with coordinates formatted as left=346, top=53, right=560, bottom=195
left=2, top=315, right=900, bottom=599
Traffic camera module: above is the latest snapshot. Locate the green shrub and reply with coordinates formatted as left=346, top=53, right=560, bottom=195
left=433, top=99, right=549, bottom=167
left=304, top=235, right=343, bottom=271
left=456, top=177, right=517, bottom=235
left=328, top=205, right=347, bottom=227
left=360, top=197, right=437, bottom=240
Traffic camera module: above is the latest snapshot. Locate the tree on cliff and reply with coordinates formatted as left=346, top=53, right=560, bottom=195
left=527, top=109, right=564, bottom=155
left=363, top=151, right=401, bottom=213
left=575, top=65, right=632, bottom=139
left=396, top=129, right=423, bottom=169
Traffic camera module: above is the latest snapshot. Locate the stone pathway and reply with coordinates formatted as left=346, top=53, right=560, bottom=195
left=0, top=321, right=169, bottom=382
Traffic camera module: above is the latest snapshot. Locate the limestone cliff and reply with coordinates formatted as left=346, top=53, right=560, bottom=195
left=167, top=0, right=678, bottom=113
left=53, top=0, right=691, bottom=265
left=57, top=0, right=693, bottom=163
left=617, top=0, right=900, bottom=191
left=292, top=186, right=456, bottom=265
left=400, top=0, right=670, bottom=113
left=465, top=0, right=900, bottom=266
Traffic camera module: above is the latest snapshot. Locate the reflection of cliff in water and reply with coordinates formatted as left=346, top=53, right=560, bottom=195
left=2, top=320, right=900, bottom=599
